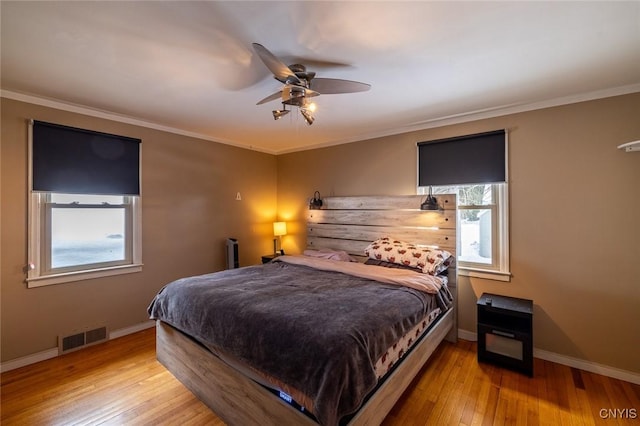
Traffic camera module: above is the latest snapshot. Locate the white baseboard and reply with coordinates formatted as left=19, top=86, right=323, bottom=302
left=457, top=328, right=640, bottom=385
left=0, top=320, right=155, bottom=373
left=109, top=320, right=155, bottom=339
left=0, top=348, right=59, bottom=374
left=4, top=323, right=638, bottom=386
left=532, top=348, right=640, bottom=385
left=457, top=328, right=478, bottom=342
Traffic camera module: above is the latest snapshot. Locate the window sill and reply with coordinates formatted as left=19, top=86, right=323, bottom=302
left=459, top=267, right=511, bottom=282
left=26, top=264, right=143, bottom=288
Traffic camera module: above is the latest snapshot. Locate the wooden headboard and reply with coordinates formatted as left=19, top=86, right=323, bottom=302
left=306, top=194, right=457, bottom=340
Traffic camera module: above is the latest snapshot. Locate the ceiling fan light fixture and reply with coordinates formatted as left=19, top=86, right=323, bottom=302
left=272, top=108, right=290, bottom=120
left=305, top=101, right=317, bottom=112
left=300, top=108, right=314, bottom=125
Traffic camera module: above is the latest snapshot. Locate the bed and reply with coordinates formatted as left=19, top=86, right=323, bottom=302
left=150, top=195, right=457, bottom=426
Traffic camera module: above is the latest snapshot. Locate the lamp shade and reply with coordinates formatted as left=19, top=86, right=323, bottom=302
left=273, top=222, right=287, bottom=236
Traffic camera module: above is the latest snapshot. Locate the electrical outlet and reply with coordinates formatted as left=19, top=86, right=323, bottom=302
left=236, top=192, right=242, bottom=201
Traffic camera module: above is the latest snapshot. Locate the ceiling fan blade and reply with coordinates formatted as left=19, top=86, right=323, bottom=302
left=252, top=43, right=301, bottom=85
left=256, top=91, right=283, bottom=105
left=306, top=89, right=320, bottom=98
left=281, top=56, right=353, bottom=71
left=310, top=78, right=371, bottom=94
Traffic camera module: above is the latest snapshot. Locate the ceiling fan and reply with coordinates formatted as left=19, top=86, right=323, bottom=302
left=252, top=43, right=371, bottom=125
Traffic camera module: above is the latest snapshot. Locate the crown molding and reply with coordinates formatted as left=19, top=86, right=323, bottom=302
left=0, top=89, right=277, bottom=155
left=3, top=83, right=639, bottom=155
left=276, top=83, right=640, bottom=154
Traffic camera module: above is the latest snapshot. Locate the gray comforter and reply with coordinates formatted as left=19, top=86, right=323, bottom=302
left=148, top=258, right=451, bottom=426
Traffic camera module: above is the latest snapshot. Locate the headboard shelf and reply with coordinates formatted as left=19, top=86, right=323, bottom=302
left=318, top=194, right=456, bottom=210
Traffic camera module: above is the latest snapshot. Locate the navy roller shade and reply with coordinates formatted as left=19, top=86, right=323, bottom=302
left=418, top=130, right=506, bottom=186
left=32, top=120, right=141, bottom=195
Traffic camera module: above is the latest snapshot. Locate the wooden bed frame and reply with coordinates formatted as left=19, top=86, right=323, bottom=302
left=156, top=194, right=457, bottom=425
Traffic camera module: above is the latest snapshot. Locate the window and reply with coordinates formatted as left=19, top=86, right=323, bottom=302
left=418, top=184, right=510, bottom=281
left=417, top=130, right=510, bottom=281
left=27, top=121, right=142, bottom=287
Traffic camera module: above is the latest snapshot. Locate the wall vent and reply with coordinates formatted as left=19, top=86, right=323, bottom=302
left=85, top=326, right=108, bottom=344
left=58, top=326, right=109, bottom=355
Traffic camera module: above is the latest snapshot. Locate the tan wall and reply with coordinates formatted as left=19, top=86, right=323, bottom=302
left=1, top=98, right=278, bottom=362
left=277, top=93, right=640, bottom=373
left=3, top=93, right=639, bottom=373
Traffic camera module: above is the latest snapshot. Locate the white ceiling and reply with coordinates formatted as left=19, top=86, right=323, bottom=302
left=2, top=1, right=639, bottom=154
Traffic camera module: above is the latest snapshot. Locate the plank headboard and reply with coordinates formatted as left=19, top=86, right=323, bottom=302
left=306, top=194, right=457, bottom=341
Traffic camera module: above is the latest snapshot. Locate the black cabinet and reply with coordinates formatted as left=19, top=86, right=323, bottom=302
left=477, top=293, right=533, bottom=377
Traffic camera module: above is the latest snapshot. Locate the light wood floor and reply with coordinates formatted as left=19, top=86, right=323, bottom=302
left=1, top=328, right=638, bottom=425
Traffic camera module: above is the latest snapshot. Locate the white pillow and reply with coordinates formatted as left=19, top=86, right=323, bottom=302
left=303, top=249, right=357, bottom=262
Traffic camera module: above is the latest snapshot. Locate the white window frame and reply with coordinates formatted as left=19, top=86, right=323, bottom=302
left=26, top=122, right=142, bottom=288
left=27, top=192, right=142, bottom=287
left=419, top=183, right=511, bottom=282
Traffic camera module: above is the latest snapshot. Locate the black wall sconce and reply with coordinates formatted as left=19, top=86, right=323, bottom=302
left=420, top=186, right=440, bottom=211
left=309, top=191, right=323, bottom=209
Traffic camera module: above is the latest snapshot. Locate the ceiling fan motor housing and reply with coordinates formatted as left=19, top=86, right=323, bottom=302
left=282, top=86, right=307, bottom=107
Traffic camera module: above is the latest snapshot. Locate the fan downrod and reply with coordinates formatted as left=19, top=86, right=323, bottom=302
left=289, top=63, right=316, bottom=83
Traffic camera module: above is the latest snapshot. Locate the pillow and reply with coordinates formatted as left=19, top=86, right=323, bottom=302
left=364, top=258, right=422, bottom=273
left=364, top=237, right=452, bottom=275
left=303, top=249, right=357, bottom=262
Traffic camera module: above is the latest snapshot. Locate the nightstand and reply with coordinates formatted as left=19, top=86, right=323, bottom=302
left=477, top=293, right=533, bottom=377
left=261, top=254, right=280, bottom=264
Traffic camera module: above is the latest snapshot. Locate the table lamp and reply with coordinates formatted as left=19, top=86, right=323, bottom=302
left=273, top=221, right=287, bottom=255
